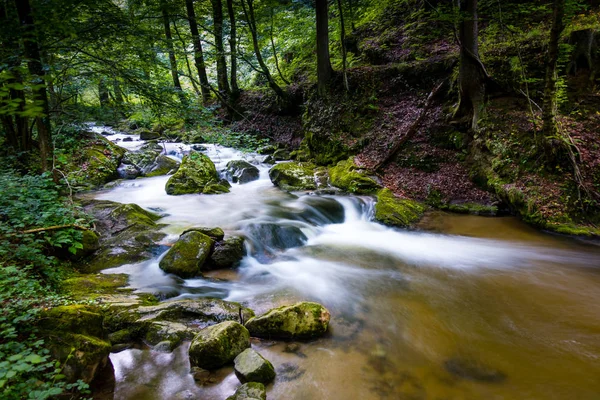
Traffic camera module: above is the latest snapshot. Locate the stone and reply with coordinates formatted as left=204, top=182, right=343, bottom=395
left=257, top=145, right=278, bottom=155
left=226, top=160, right=260, bottom=184
left=226, top=382, right=267, bottom=400
left=202, top=180, right=231, bottom=195
left=143, top=155, right=180, bottom=177
left=139, top=129, right=161, bottom=141
left=189, top=321, right=251, bottom=370
left=145, top=321, right=195, bottom=348
left=328, top=158, right=380, bottom=194
left=165, top=151, right=223, bottom=195
left=122, top=137, right=133, bottom=142
left=233, top=348, right=276, bottom=384
left=268, top=162, right=318, bottom=191
left=208, top=236, right=246, bottom=269
left=117, top=163, right=140, bottom=180
left=272, top=148, right=291, bottom=161
left=244, top=302, right=330, bottom=340
left=374, top=188, right=426, bottom=227
left=158, top=231, right=214, bottom=278
left=182, top=226, right=225, bottom=241
left=71, top=229, right=100, bottom=260
left=244, top=223, right=306, bottom=257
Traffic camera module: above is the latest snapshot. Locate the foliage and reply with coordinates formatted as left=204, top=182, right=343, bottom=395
left=200, top=127, right=270, bottom=153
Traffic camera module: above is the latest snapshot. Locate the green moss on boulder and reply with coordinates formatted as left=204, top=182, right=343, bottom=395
left=189, top=321, right=251, bottom=370
left=226, top=382, right=267, bottom=400
left=166, top=152, right=223, bottom=195
left=208, top=236, right=246, bottom=269
left=374, top=188, right=426, bottom=227
left=234, top=348, right=276, bottom=384
left=159, top=231, right=214, bottom=278
left=329, top=158, right=380, bottom=194
left=269, top=162, right=318, bottom=191
left=226, top=160, right=260, bottom=184
left=244, top=301, right=330, bottom=340
left=182, top=226, right=225, bottom=241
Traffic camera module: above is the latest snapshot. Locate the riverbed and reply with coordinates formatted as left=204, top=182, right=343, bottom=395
left=93, top=128, right=600, bottom=400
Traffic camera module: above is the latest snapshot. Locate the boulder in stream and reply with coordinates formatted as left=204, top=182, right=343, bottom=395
left=208, top=236, right=246, bottom=269
left=226, top=382, right=267, bottom=400
left=245, top=302, right=330, bottom=340
left=165, top=151, right=225, bottom=195
left=189, top=321, right=251, bottom=370
left=117, top=163, right=141, bottom=180
left=226, top=160, right=260, bottom=184
left=328, top=158, right=380, bottom=194
left=374, top=188, right=426, bottom=227
left=234, top=348, right=276, bottom=384
left=268, top=162, right=318, bottom=191
left=139, top=129, right=161, bottom=141
left=159, top=231, right=214, bottom=278
left=182, top=226, right=225, bottom=241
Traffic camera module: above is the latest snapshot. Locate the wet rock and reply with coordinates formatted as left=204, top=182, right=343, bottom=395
left=374, top=188, right=426, bottom=227
left=244, top=223, right=306, bottom=255
left=139, top=129, right=161, bottom=141
left=191, top=367, right=212, bottom=384
left=226, top=382, right=267, bottom=400
left=257, top=144, right=278, bottom=155
left=38, top=305, right=111, bottom=384
left=208, top=236, right=246, bottom=269
left=329, top=158, right=380, bottom=194
left=70, top=229, right=100, bottom=260
left=277, top=362, right=306, bottom=382
left=117, top=163, right=141, bottom=180
left=144, top=155, right=180, bottom=177
left=234, top=348, right=276, bottom=384
left=145, top=321, right=194, bottom=348
left=268, top=162, right=318, bottom=191
left=81, top=200, right=166, bottom=272
left=226, top=160, right=260, bottom=184
left=154, top=340, right=177, bottom=352
left=140, top=141, right=163, bottom=152
left=444, top=358, right=507, bottom=383
left=263, top=155, right=275, bottom=164
left=245, top=302, right=330, bottom=340
left=182, top=226, right=225, bottom=241
left=189, top=321, right=251, bottom=370
left=166, top=151, right=224, bottom=195
left=272, top=148, right=291, bottom=161
left=159, top=231, right=214, bottom=278
left=192, top=144, right=207, bottom=151
left=122, top=137, right=133, bottom=142
left=202, top=180, right=232, bottom=194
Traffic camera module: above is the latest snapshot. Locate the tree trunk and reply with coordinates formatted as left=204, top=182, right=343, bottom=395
left=316, top=0, right=333, bottom=94
left=240, top=0, right=286, bottom=99
left=98, top=78, right=110, bottom=107
left=15, top=0, right=52, bottom=172
left=270, top=7, right=289, bottom=85
left=186, top=0, right=211, bottom=103
left=161, top=2, right=185, bottom=103
left=211, top=0, right=231, bottom=98
left=455, top=0, right=486, bottom=131
left=542, top=0, right=566, bottom=140
left=337, top=0, right=349, bottom=91
left=226, top=0, right=240, bottom=98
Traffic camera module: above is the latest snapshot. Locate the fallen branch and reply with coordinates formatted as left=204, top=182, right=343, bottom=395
left=21, top=224, right=90, bottom=234
left=374, top=79, right=447, bottom=172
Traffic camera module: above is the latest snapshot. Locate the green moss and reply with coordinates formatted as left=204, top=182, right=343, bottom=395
left=62, top=273, right=130, bottom=300
left=374, top=188, right=426, bottom=227
left=165, top=152, right=220, bottom=195
left=158, top=231, right=214, bottom=278
left=226, top=382, right=267, bottom=400
left=304, top=131, right=351, bottom=166
left=189, top=321, right=251, bottom=370
left=39, top=305, right=105, bottom=338
left=440, top=203, right=498, bottom=216
left=202, top=182, right=231, bottom=194
left=268, top=162, right=318, bottom=191
left=329, top=158, right=380, bottom=194
left=110, top=203, right=161, bottom=227
left=548, top=223, right=600, bottom=237
left=244, top=302, right=330, bottom=340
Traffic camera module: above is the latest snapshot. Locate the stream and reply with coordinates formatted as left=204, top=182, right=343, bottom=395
left=92, top=126, right=600, bottom=400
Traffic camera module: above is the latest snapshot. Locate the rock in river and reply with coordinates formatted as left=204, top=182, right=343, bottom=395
left=226, top=382, right=267, bottom=400
left=189, top=321, right=251, bottom=370
left=165, top=151, right=227, bottom=195
left=245, top=302, right=330, bottom=340
left=226, top=160, right=260, bottom=184
left=234, top=348, right=276, bottom=384
left=268, top=162, right=318, bottom=191
left=159, top=231, right=214, bottom=278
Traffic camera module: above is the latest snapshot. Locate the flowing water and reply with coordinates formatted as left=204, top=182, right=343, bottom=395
left=92, top=127, right=600, bottom=400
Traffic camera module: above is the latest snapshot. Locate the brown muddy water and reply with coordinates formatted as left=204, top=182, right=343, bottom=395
left=94, top=137, right=600, bottom=400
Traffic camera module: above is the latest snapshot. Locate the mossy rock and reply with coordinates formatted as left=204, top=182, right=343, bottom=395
left=144, top=155, right=180, bottom=177
left=182, top=226, right=225, bottom=241
left=268, top=162, right=318, bottom=191
left=440, top=202, right=498, bottom=216
left=329, top=158, right=380, bottom=194
left=159, top=231, right=214, bottom=278
left=244, top=302, right=330, bottom=340
left=226, top=382, right=267, bottom=400
left=39, top=305, right=105, bottom=339
left=203, top=180, right=232, bottom=194
left=303, top=131, right=351, bottom=166
left=272, top=149, right=291, bottom=161
left=226, top=160, right=260, bottom=184
left=145, top=321, right=196, bottom=348
left=165, top=151, right=222, bottom=195
left=208, top=236, right=246, bottom=269
left=374, top=188, right=426, bottom=227
left=61, top=273, right=130, bottom=301
left=189, top=321, right=251, bottom=370
left=71, top=229, right=100, bottom=260
left=139, top=129, right=161, bottom=140
left=234, top=348, right=276, bottom=384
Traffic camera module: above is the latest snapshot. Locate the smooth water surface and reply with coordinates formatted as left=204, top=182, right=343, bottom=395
left=95, top=134, right=600, bottom=400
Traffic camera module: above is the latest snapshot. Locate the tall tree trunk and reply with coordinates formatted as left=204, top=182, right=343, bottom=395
left=15, top=0, right=52, bottom=171
left=98, top=78, right=110, bottom=107
left=226, top=0, right=240, bottom=98
left=211, top=0, right=231, bottom=98
left=240, top=0, right=286, bottom=99
left=161, top=2, right=185, bottom=104
left=270, top=7, right=289, bottom=85
left=455, top=0, right=486, bottom=131
left=542, top=0, right=566, bottom=140
left=185, top=0, right=211, bottom=103
left=316, top=0, right=333, bottom=94
left=337, top=0, right=349, bottom=91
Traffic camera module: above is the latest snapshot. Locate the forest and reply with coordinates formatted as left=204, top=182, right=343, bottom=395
left=1, top=0, right=600, bottom=399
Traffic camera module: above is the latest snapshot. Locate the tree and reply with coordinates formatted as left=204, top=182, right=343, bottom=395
left=160, top=0, right=186, bottom=104
left=226, top=0, right=240, bottom=98
left=542, top=0, right=566, bottom=140
left=454, top=0, right=487, bottom=131
left=15, top=0, right=53, bottom=171
left=185, top=0, right=211, bottom=103
left=316, top=0, right=332, bottom=94
left=211, top=0, right=231, bottom=98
